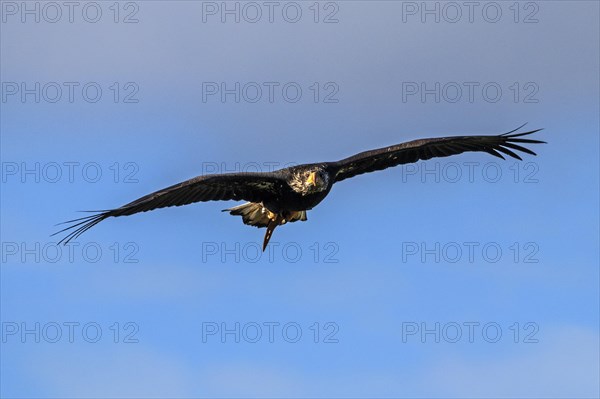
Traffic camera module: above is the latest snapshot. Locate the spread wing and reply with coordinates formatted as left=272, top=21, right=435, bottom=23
left=330, top=125, right=545, bottom=183
left=53, top=172, right=287, bottom=244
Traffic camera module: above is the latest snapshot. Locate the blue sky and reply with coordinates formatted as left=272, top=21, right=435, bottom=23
left=1, top=1, right=599, bottom=398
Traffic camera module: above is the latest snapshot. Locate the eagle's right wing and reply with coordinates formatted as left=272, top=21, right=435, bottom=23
left=53, top=172, right=287, bottom=244
left=330, top=126, right=545, bottom=183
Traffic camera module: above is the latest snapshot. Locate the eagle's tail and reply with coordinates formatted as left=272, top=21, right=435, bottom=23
left=224, top=202, right=270, bottom=227
left=223, top=202, right=308, bottom=251
left=223, top=202, right=307, bottom=227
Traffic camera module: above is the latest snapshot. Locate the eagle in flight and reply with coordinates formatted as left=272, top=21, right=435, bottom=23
left=55, top=125, right=544, bottom=250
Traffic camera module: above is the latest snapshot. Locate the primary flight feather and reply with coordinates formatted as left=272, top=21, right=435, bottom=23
left=54, top=125, right=545, bottom=250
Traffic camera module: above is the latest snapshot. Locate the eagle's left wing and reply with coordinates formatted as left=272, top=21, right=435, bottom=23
left=330, top=126, right=545, bottom=183
left=53, top=172, right=287, bottom=244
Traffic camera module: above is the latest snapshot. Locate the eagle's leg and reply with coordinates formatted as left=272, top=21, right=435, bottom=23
left=263, top=214, right=284, bottom=252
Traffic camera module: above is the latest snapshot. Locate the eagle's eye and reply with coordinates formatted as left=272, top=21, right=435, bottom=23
left=313, top=171, right=325, bottom=185
left=319, top=170, right=329, bottom=186
left=314, top=172, right=321, bottom=184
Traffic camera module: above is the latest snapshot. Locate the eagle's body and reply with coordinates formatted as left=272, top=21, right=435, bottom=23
left=242, top=164, right=334, bottom=212
left=222, top=164, right=335, bottom=248
left=55, top=126, right=545, bottom=250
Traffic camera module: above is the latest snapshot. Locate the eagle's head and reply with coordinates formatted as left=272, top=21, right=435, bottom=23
left=290, top=167, right=330, bottom=195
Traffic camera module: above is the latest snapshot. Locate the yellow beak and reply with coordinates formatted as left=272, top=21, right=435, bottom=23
left=307, top=171, right=317, bottom=186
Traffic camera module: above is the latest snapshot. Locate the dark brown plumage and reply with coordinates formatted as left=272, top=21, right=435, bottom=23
left=54, top=125, right=545, bottom=249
